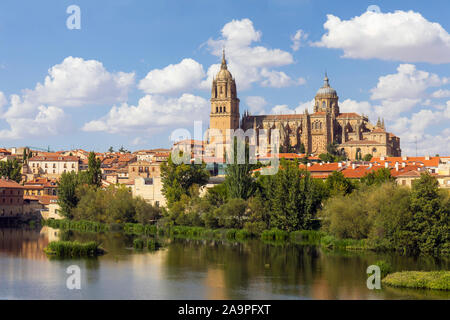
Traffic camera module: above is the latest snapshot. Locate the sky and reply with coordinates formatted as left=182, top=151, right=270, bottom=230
left=0, top=0, right=449, bottom=155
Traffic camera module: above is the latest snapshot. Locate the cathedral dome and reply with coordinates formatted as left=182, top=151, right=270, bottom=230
left=316, top=74, right=337, bottom=96
left=216, top=49, right=233, bottom=80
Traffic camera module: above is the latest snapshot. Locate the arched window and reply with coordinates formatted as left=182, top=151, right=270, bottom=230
left=220, top=107, right=222, bottom=113
left=322, top=101, right=326, bottom=109
left=216, top=107, right=218, bottom=113
left=223, top=106, right=226, bottom=113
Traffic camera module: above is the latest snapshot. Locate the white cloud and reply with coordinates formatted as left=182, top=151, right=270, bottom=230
left=0, top=56, right=135, bottom=139
left=83, top=94, right=209, bottom=134
left=313, top=10, right=450, bottom=63
left=0, top=92, right=6, bottom=113
left=340, top=99, right=374, bottom=117
left=269, top=99, right=315, bottom=115
left=260, top=69, right=305, bottom=88
left=131, top=137, right=145, bottom=146
left=431, top=89, right=450, bottom=98
left=0, top=106, right=68, bottom=140
left=271, top=104, right=293, bottom=114
left=370, top=64, right=445, bottom=100
left=291, top=29, right=308, bottom=51
left=27, top=56, right=134, bottom=108
left=204, top=18, right=298, bottom=90
left=245, top=96, right=268, bottom=115
left=138, top=58, right=205, bottom=95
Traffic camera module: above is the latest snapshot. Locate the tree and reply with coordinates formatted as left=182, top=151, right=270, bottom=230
left=215, top=198, right=248, bottom=229
left=160, top=153, right=209, bottom=206
left=319, top=153, right=335, bottom=163
left=259, top=159, right=323, bottom=231
left=87, top=151, right=102, bottom=187
left=363, top=154, right=373, bottom=161
left=361, top=168, right=394, bottom=186
left=408, top=173, right=449, bottom=254
left=325, top=171, right=354, bottom=197
left=224, top=139, right=257, bottom=200
left=108, top=146, right=114, bottom=153
left=298, top=143, right=306, bottom=154
left=57, top=171, right=82, bottom=218
left=0, top=159, right=22, bottom=182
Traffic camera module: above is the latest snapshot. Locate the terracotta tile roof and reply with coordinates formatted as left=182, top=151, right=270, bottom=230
left=371, top=156, right=441, bottom=167
left=337, top=113, right=362, bottom=118
left=28, top=155, right=79, bottom=162
left=0, top=178, right=23, bottom=188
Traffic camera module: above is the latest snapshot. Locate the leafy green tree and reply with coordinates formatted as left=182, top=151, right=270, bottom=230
left=160, top=153, right=209, bottom=206
left=205, top=183, right=228, bottom=207
left=224, top=138, right=257, bottom=200
left=244, top=195, right=270, bottom=234
left=215, top=198, right=248, bottom=229
left=260, top=159, right=322, bottom=231
left=298, top=143, right=306, bottom=154
left=57, top=171, right=82, bottom=218
left=363, top=154, right=373, bottom=161
left=319, top=153, right=335, bottom=163
left=0, top=159, right=22, bottom=182
left=87, top=151, right=102, bottom=187
left=325, top=171, right=354, bottom=197
left=408, top=173, right=449, bottom=254
left=108, top=146, right=114, bottom=153
left=361, top=168, right=394, bottom=186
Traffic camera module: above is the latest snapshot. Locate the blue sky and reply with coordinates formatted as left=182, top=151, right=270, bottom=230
left=0, top=0, right=449, bottom=155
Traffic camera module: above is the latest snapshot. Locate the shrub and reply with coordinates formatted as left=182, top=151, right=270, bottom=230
left=45, top=241, right=102, bottom=257
left=133, top=238, right=145, bottom=250
left=382, top=271, right=450, bottom=291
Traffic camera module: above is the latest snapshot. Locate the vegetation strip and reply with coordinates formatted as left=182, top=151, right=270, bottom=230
left=382, top=271, right=450, bottom=291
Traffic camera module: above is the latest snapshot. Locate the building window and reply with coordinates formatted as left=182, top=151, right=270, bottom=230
left=223, top=106, right=226, bottom=113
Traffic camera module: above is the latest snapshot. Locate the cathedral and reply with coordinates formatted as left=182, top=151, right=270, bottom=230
left=209, top=51, right=401, bottom=161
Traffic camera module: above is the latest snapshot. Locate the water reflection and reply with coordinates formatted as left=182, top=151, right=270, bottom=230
left=0, top=226, right=448, bottom=300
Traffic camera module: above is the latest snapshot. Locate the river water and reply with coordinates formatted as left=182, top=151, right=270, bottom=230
left=0, top=226, right=448, bottom=300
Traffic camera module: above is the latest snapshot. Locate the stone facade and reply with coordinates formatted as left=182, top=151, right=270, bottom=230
left=239, top=75, right=401, bottom=160
left=209, top=50, right=240, bottom=144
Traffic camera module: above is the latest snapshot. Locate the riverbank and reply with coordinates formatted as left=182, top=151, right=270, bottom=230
left=42, top=218, right=376, bottom=251
left=383, top=271, right=450, bottom=291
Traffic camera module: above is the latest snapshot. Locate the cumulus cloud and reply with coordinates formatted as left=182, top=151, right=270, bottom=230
left=313, top=10, right=450, bottom=63
left=82, top=94, right=209, bottom=134
left=203, top=18, right=299, bottom=90
left=370, top=64, right=445, bottom=100
left=431, top=89, right=450, bottom=98
left=0, top=57, right=135, bottom=139
left=269, top=99, right=315, bottom=115
left=138, top=58, right=205, bottom=95
left=0, top=106, right=68, bottom=140
left=291, top=29, right=308, bottom=51
left=245, top=96, right=268, bottom=115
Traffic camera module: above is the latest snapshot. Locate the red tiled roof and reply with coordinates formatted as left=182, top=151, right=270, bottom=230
left=0, top=178, right=23, bottom=188
left=28, top=155, right=79, bottom=162
left=371, top=156, right=441, bottom=167
left=337, top=113, right=362, bottom=118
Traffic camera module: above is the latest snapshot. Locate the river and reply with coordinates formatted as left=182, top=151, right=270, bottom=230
left=0, top=226, right=448, bottom=300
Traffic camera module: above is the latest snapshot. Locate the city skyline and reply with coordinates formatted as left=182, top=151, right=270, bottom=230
left=0, top=0, right=449, bottom=156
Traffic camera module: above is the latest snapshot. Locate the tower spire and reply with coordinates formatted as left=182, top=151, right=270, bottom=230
left=221, top=48, right=227, bottom=70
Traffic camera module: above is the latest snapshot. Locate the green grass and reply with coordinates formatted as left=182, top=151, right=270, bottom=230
left=261, top=228, right=290, bottom=242
left=43, top=219, right=109, bottom=233
left=44, top=241, right=103, bottom=257
left=382, top=271, right=450, bottom=291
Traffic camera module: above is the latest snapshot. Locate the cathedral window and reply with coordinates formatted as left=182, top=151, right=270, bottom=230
left=220, top=107, right=222, bottom=113
left=223, top=106, right=226, bottom=113
left=216, top=107, right=218, bottom=113
left=323, top=101, right=326, bottom=109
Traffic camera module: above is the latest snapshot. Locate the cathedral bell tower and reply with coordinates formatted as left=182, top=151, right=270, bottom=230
left=209, top=50, right=240, bottom=141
